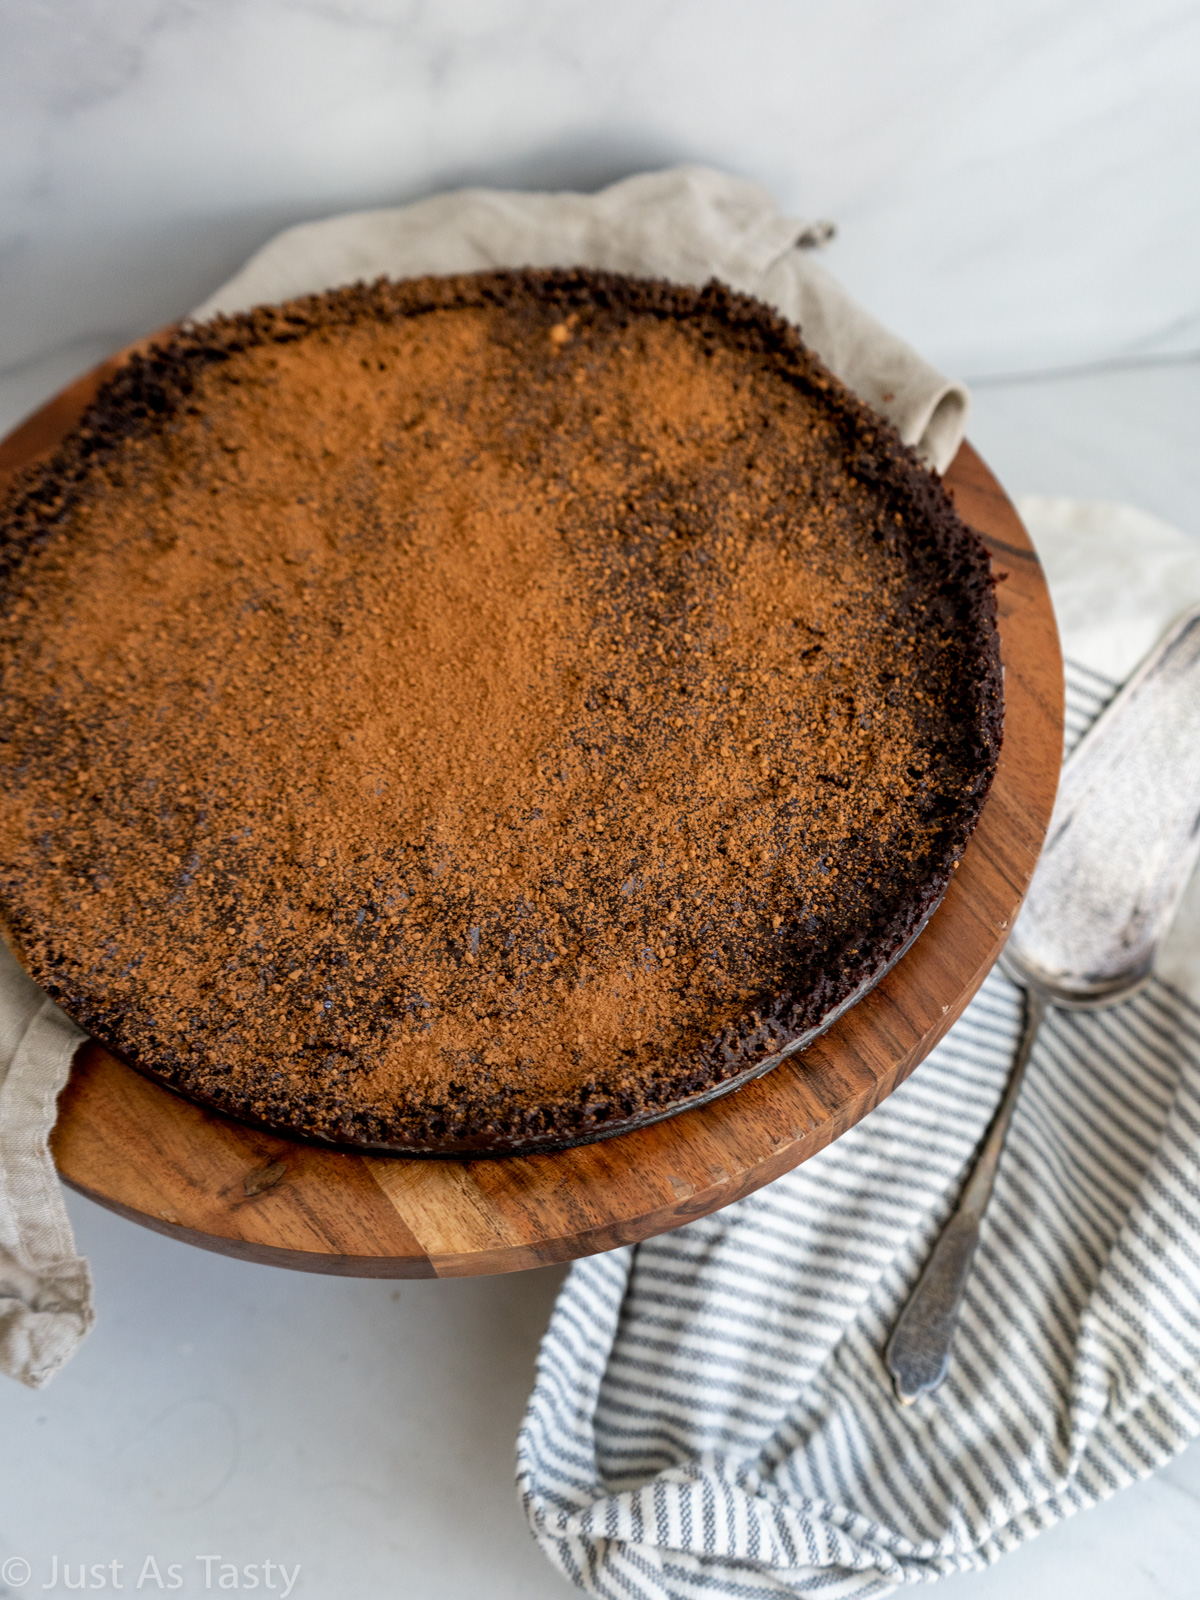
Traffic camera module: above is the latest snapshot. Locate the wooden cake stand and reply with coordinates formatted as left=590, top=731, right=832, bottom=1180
left=0, top=345, right=1063, bottom=1279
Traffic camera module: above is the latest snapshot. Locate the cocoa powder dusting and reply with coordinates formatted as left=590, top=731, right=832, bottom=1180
left=0, top=271, right=1002, bottom=1153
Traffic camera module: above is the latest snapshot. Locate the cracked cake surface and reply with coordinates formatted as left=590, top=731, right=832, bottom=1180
left=0, top=269, right=1003, bottom=1155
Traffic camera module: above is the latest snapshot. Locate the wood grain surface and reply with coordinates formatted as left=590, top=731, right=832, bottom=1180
left=0, top=346, right=1064, bottom=1279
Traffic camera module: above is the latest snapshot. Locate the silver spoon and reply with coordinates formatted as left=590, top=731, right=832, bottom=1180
left=886, top=603, right=1200, bottom=1405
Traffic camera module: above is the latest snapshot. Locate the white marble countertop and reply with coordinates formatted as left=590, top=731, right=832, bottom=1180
left=0, top=339, right=1196, bottom=1600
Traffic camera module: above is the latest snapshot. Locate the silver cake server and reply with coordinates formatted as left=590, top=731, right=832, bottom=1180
left=886, top=603, right=1200, bottom=1405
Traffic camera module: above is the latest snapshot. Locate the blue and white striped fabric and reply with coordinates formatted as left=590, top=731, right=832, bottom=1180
left=518, top=516, right=1200, bottom=1597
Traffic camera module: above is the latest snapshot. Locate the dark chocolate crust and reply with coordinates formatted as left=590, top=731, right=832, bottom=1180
left=0, top=269, right=1004, bottom=1156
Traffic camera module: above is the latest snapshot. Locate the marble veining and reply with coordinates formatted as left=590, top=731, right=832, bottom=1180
left=1, top=0, right=1198, bottom=431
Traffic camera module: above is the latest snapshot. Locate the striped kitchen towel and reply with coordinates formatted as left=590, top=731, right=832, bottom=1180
left=517, top=496, right=1200, bottom=1597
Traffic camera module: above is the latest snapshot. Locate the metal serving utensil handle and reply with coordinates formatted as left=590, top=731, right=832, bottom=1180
left=885, top=986, right=1046, bottom=1404
left=1011, top=606, right=1200, bottom=1005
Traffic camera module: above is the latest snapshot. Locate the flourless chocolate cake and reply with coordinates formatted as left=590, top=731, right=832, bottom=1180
left=0, top=270, right=1002, bottom=1155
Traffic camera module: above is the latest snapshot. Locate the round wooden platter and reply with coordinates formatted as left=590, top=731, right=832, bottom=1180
left=0, top=344, right=1063, bottom=1280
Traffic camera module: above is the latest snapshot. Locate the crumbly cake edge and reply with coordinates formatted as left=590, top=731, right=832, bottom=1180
left=0, top=268, right=1005, bottom=1156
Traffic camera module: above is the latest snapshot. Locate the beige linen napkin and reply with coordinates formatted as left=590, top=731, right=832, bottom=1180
left=191, top=166, right=968, bottom=471
left=0, top=164, right=971, bottom=1386
left=0, top=944, right=91, bottom=1387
